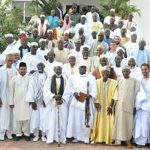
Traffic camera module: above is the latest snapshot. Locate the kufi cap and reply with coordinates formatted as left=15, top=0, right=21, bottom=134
left=130, top=31, right=137, bottom=35
left=19, top=31, right=26, bottom=35
left=5, top=33, right=13, bottom=38
left=82, top=44, right=90, bottom=51
left=122, top=65, right=130, bottom=70
left=78, top=61, right=87, bottom=68
left=30, top=42, right=38, bottom=47
left=47, top=29, right=53, bottom=33
left=40, top=14, right=45, bottom=18
left=69, top=28, right=76, bottom=34
left=128, top=56, right=136, bottom=62
left=68, top=53, right=76, bottom=59
left=19, top=62, right=27, bottom=68
left=64, top=30, right=69, bottom=34
left=101, top=66, right=110, bottom=72
left=110, top=9, right=115, bottom=12
left=74, top=39, right=81, bottom=43
left=81, top=15, right=86, bottom=19
left=39, top=38, right=46, bottom=43
left=100, top=54, right=108, bottom=59
left=116, top=47, right=125, bottom=53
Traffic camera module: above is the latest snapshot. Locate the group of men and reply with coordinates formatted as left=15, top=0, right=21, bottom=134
left=0, top=2, right=150, bottom=149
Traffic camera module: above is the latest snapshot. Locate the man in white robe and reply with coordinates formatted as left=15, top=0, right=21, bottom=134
left=62, top=53, right=78, bottom=80
left=37, top=39, right=49, bottom=61
left=134, top=63, right=150, bottom=147
left=0, top=34, right=20, bottom=62
left=22, top=42, right=44, bottom=74
left=44, top=51, right=62, bottom=77
left=44, top=65, right=67, bottom=144
left=63, top=62, right=97, bottom=144
left=26, top=62, right=47, bottom=142
left=128, top=56, right=142, bottom=80
left=0, top=54, right=17, bottom=140
left=10, top=62, right=30, bottom=141
left=78, top=45, right=94, bottom=73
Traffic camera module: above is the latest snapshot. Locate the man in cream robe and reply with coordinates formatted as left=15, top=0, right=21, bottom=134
left=91, top=66, right=118, bottom=145
left=10, top=62, right=30, bottom=141
left=44, top=65, right=67, bottom=144
left=54, top=39, right=70, bottom=64
left=0, top=54, right=17, bottom=140
left=63, top=62, right=97, bottom=144
left=112, top=66, right=140, bottom=148
left=26, top=62, right=47, bottom=142
left=134, top=64, right=150, bottom=147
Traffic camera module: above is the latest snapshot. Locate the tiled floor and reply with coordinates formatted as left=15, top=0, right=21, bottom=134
left=0, top=140, right=149, bottom=150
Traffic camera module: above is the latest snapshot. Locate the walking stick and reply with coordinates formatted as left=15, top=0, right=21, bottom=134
left=57, top=105, right=61, bottom=147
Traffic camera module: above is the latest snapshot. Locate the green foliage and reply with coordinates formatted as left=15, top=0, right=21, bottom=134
left=31, top=0, right=57, bottom=16
left=100, top=0, right=140, bottom=17
left=0, top=0, right=23, bottom=52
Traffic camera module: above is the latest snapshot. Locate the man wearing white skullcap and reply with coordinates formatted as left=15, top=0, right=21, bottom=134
left=124, top=32, right=138, bottom=57
left=112, top=64, right=140, bottom=148
left=37, top=39, right=49, bottom=61
left=36, top=15, right=49, bottom=38
left=1, top=33, right=20, bottom=61
left=62, top=53, right=78, bottom=79
left=78, top=45, right=94, bottom=73
left=104, top=8, right=120, bottom=25
left=43, top=62, right=67, bottom=144
left=128, top=56, right=142, bottom=80
left=22, top=42, right=45, bottom=74
left=86, top=6, right=100, bottom=23
left=62, top=56, right=97, bottom=144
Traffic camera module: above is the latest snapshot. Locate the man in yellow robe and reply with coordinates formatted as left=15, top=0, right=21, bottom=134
left=90, top=66, right=118, bottom=145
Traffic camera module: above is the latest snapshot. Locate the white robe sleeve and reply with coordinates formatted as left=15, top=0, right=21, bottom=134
left=89, top=75, right=97, bottom=99
left=9, top=77, right=15, bottom=105
left=26, top=76, right=36, bottom=103
left=43, top=77, right=55, bottom=106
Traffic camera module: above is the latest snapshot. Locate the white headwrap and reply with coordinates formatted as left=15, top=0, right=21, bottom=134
left=30, top=42, right=38, bottom=47
left=5, top=33, right=13, bottom=38
left=116, top=47, right=125, bottom=53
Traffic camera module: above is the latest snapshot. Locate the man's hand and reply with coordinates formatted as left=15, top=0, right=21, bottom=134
left=0, top=98, right=2, bottom=107
left=10, top=105, right=14, bottom=109
left=95, top=103, right=101, bottom=112
left=107, top=106, right=113, bottom=115
left=32, top=102, right=37, bottom=110
left=73, top=92, right=80, bottom=101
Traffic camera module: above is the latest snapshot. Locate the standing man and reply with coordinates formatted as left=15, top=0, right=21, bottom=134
left=0, top=54, right=17, bottom=140
left=91, top=66, right=118, bottom=145
left=134, top=63, right=150, bottom=148
left=10, top=62, right=30, bottom=141
left=63, top=62, right=97, bottom=144
left=26, top=62, right=47, bottom=142
left=112, top=66, right=140, bottom=148
left=44, top=65, right=67, bottom=144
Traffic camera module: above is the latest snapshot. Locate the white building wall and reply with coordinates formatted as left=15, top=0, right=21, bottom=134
left=130, top=0, right=150, bottom=48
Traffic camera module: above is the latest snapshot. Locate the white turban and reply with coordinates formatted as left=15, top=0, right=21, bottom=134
left=116, top=47, right=125, bottom=53
left=39, top=39, right=46, bottom=43
left=68, top=53, right=76, bottom=59
left=5, top=33, right=13, bottom=38
left=30, top=42, right=38, bottom=47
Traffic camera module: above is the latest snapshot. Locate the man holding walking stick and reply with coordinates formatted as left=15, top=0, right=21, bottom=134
left=43, top=65, right=67, bottom=145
